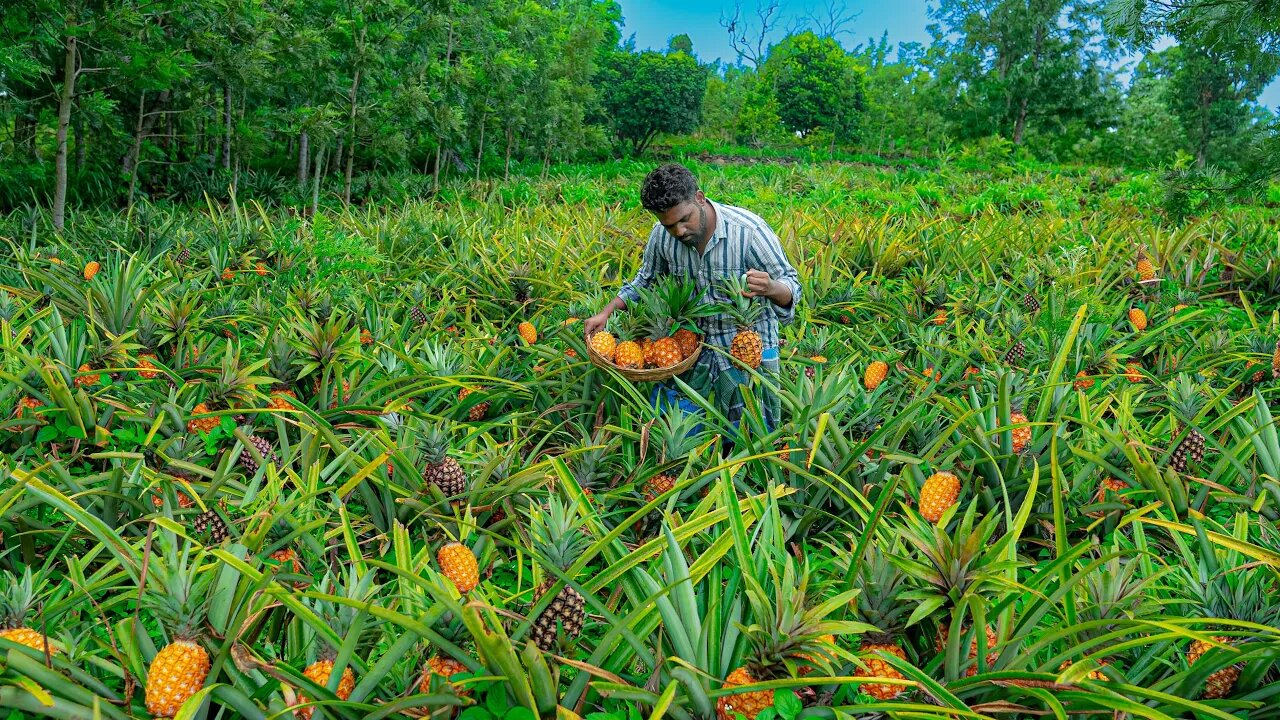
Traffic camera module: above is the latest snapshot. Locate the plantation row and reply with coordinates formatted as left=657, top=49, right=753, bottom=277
left=1, top=163, right=1279, bottom=719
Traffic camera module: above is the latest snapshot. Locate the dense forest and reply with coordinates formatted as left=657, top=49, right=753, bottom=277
left=3, top=0, right=1278, bottom=222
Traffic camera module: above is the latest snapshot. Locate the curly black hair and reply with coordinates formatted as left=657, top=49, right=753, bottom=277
left=640, top=163, right=699, bottom=213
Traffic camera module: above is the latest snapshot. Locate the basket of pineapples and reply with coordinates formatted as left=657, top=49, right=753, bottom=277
left=587, top=278, right=706, bottom=381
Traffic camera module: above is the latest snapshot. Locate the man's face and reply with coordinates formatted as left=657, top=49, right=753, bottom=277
left=655, top=192, right=709, bottom=247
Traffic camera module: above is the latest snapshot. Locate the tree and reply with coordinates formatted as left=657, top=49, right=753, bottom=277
left=763, top=31, right=867, bottom=142
left=596, top=49, right=706, bottom=156
left=929, top=0, right=1117, bottom=146
left=667, top=33, right=694, bottom=56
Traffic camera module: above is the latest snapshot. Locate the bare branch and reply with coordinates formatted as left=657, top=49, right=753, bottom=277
left=804, top=0, right=860, bottom=40
left=720, top=0, right=783, bottom=68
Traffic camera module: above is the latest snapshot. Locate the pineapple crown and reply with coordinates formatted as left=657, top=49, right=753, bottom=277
left=419, top=423, right=453, bottom=466
left=1165, top=375, right=1204, bottom=425
left=570, top=441, right=614, bottom=492
left=739, top=554, right=861, bottom=680
left=306, top=568, right=380, bottom=659
left=889, top=508, right=1016, bottom=616
left=654, top=275, right=713, bottom=329
left=1004, top=312, right=1028, bottom=339
left=145, top=542, right=213, bottom=642
left=529, top=496, right=589, bottom=575
left=651, top=409, right=706, bottom=463
left=848, top=545, right=911, bottom=636
left=713, top=275, right=765, bottom=329
left=0, top=567, right=43, bottom=630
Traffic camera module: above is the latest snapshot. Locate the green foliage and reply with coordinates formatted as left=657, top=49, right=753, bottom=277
left=763, top=31, right=867, bottom=142
left=596, top=49, right=707, bottom=156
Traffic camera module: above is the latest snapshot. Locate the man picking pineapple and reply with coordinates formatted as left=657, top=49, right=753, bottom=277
left=583, top=163, right=801, bottom=431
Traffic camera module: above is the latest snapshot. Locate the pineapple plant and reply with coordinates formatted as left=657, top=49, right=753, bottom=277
left=421, top=424, right=467, bottom=498
left=848, top=548, right=912, bottom=701
left=1167, top=376, right=1206, bottom=473
left=0, top=568, right=54, bottom=654
left=717, top=556, right=859, bottom=719
left=417, top=616, right=471, bottom=696
left=294, top=571, right=373, bottom=720
left=144, top=543, right=213, bottom=718
left=509, top=263, right=535, bottom=307
left=1020, top=271, right=1041, bottom=313
left=663, top=278, right=708, bottom=359
left=796, top=328, right=830, bottom=379
left=918, top=470, right=960, bottom=523
left=636, top=282, right=684, bottom=369
left=641, top=410, right=705, bottom=502
left=528, top=496, right=589, bottom=652
left=715, top=275, right=765, bottom=370
left=458, top=386, right=489, bottom=421
left=408, top=284, right=430, bottom=326
left=864, top=360, right=889, bottom=391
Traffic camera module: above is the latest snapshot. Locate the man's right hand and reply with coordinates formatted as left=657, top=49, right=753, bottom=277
left=583, top=309, right=612, bottom=339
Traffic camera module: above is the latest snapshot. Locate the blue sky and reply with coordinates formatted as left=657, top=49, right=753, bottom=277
left=616, top=0, right=1280, bottom=111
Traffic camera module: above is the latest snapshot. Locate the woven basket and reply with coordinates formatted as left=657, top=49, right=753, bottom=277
left=587, top=342, right=702, bottom=382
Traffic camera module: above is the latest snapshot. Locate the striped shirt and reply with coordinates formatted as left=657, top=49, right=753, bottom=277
left=616, top=200, right=802, bottom=374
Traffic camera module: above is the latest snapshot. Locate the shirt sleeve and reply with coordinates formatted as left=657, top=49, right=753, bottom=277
left=748, top=222, right=801, bottom=325
left=616, top=226, right=666, bottom=307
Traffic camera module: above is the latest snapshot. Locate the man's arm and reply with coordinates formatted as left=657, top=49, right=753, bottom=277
left=585, top=227, right=665, bottom=337
left=746, top=225, right=802, bottom=323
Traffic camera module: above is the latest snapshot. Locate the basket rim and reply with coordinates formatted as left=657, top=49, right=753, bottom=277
left=586, top=340, right=702, bottom=381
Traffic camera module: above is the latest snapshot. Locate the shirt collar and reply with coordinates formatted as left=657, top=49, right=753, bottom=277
left=708, top=199, right=729, bottom=241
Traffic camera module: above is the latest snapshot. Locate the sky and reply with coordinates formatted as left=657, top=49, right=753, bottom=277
left=616, top=0, right=1280, bottom=111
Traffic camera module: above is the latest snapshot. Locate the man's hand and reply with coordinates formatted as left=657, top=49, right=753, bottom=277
left=742, top=269, right=775, bottom=298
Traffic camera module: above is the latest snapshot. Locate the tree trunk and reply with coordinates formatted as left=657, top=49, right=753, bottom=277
left=1196, top=88, right=1212, bottom=168
left=221, top=83, right=232, bottom=170
left=310, top=144, right=326, bottom=218
left=127, top=91, right=146, bottom=208
left=343, top=29, right=364, bottom=205
left=298, top=131, right=310, bottom=187
left=53, top=33, right=77, bottom=233
left=433, top=143, right=442, bottom=191
left=1012, top=97, right=1028, bottom=145
left=504, top=126, right=513, bottom=180
left=74, top=111, right=86, bottom=172
left=122, top=89, right=170, bottom=176
left=475, top=116, right=485, bottom=181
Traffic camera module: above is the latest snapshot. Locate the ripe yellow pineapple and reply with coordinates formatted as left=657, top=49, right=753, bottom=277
left=1129, top=307, right=1148, bottom=331
left=255, top=263, right=268, bottom=276
left=856, top=636, right=908, bottom=700
left=144, top=544, right=213, bottom=718
left=864, top=361, right=889, bottom=391
left=936, top=623, right=999, bottom=677
left=517, top=321, right=538, bottom=345
left=298, top=659, right=355, bottom=719
left=1074, top=370, right=1094, bottom=391
left=83, top=261, right=100, bottom=281
left=221, top=268, right=234, bottom=281
left=187, top=403, right=220, bottom=434
left=716, top=666, right=773, bottom=720
left=589, top=331, right=617, bottom=362
left=1189, top=637, right=1240, bottom=699
left=1010, top=411, right=1031, bottom=454
left=457, top=387, right=488, bottom=421
left=359, top=328, right=373, bottom=345
left=673, top=328, right=701, bottom=358
left=0, top=569, right=55, bottom=655
left=1058, top=659, right=1108, bottom=681
left=75, top=363, right=101, bottom=387
left=268, top=389, right=297, bottom=411
left=138, top=352, right=161, bottom=379
left=437, top=542, right=479, bottom=594
left=642, top=411, right=703, bottom=501
left=614, top=340, right=643, bottom=369
left=1136, top=249, right=1155, bottom=281
left=294, top=572, right=369, bottom=719
left=418, top=654, right=469, bottom=694
left=1124, top=361, right=1143, bottom=383
left=1273, top=339, right=1279, bottom=379
left=919, top=471, right=960, bottom=523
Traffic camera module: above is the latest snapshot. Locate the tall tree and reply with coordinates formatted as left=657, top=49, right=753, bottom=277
left=763, top=31, right=867, bottom=143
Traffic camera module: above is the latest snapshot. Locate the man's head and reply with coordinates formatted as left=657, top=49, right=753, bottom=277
left=641, top=163, right=711, bottom=247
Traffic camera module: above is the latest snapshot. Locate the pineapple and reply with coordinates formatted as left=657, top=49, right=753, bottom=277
left=255, top=262, right=268, bottom=276
left=529, top=497, right=589, bottom=652
left=175, top=245, right=191, bottom=265
left=715, top=276, right=765, bottom=370
left=1010, top=409, right=1031, bottom=454
left=192, top=506, right=230, bottom=544
left=83, top=261, right=100, bottom=281
left=187, top=403, right=219, bottom=434
left=1074, top=369, right=1094, bottom=391
left=75, top=362, right=101, bottom=388
left=517, top=321, right=538, bottom=345
left=796, top=328, right=830, bottom=379
left=936, top=623, right=1000, bottom=677
left=1129, top=306, right=1148, bottom=332
left=1136, top=248, right=1155, bottom=281
left=1189, top=638, right=1241, bottom=699
left=1003, top=314, right=1027, bottom=366
left=1273, top=338, right=1280, bottom=379
left=0, top=568, right=54, bottom=654
left=588, top=330, right=617, bottom=362
left=1124, top=361, right=1143, bottom=383
left=458, top=386, right=489, bottom=421
left=660, top=276, right=710, bottom=359
left=238, top=429, right=277, bottom=475
left=419, top=653, right=469, bottom=695
left=642, top=410, right=705, bottom=502
left=718, top=556, right=856, bottom=719
left=919, top=471, right=960, bottom=523
left=421, top=424, right=467, bottom=498
left=864, top=360, right=889, bottom=391
left=634, top=284, right=683, bottom=369
left=437, top=541, right=479, bottom=594
left=408, top=284, right=430, bottom=326
left=1020, top=271, right=1041, bottom=314
left=144, top=544, right=213, bottom=718
left=509, top=264, right=535, bottom=307
left=1167, top=376, right=1206, bottom=473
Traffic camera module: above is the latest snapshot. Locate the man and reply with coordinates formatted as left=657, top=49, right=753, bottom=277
left=583, top=163, right=802, bottom=431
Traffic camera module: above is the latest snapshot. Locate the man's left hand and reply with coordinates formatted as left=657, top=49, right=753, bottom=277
left=742, top=269, right=774, bottom=298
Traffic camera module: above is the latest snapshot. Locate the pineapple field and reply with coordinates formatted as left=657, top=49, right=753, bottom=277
left=3, top=157, right=1280, bottom=720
